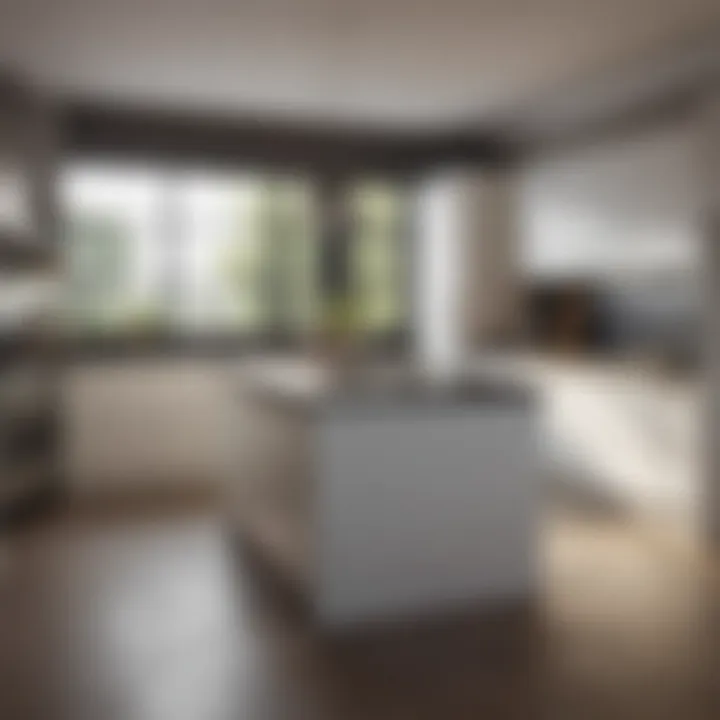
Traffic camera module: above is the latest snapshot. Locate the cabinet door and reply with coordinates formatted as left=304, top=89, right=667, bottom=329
left=64, top=362, right=231, bottom=490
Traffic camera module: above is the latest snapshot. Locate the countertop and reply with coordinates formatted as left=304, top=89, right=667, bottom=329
left=240, top=358, right=536, bottom=415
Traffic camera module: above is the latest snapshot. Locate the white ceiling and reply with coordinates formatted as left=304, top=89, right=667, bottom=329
left=1, top=0, right=718, bottom=129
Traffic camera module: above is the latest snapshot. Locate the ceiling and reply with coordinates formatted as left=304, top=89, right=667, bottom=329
left=1, top=0, right=718, bottom=130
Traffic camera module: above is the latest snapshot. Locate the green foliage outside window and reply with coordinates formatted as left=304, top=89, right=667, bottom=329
left=65, top=211, right=167, bottom=334
left=352, top=182, right=405, bottom=336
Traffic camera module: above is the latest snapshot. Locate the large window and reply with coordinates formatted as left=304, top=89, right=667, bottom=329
left=62, top=165, right=409, bottom=346
left=62, top=165, right=319, bottom=339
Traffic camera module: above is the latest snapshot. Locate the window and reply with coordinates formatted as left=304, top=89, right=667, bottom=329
left=62, top=165, right=320, bottom=340
left=62, top=165, right=409, bottom=347
left=350, top=180, right=408, bottom=338
left=177, top=173, right=318, bottom=334
left=63, top=167, right=167, bottom=334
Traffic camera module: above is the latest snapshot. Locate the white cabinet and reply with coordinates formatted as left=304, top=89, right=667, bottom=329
left=232, top=363, right=538, bottom=628
left=64, top=361, right=234, bottom=491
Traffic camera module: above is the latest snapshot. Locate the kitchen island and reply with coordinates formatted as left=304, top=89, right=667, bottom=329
left=231, top=361, right=539, bottom=628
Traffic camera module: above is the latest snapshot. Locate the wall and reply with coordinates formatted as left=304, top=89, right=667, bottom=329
left=700, top=92, right=720, bottom=544
left=415, top=169, right=519, bottom=379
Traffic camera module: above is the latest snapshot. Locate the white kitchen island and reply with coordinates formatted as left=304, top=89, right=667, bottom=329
left=232, top=362, right=539, bottom=628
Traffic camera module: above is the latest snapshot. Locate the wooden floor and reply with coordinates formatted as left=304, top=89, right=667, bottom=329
left=1, top=497, right=718, bottom=720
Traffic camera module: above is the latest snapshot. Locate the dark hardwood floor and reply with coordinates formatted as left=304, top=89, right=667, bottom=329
left=1, top=496, right=718, bottom=720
